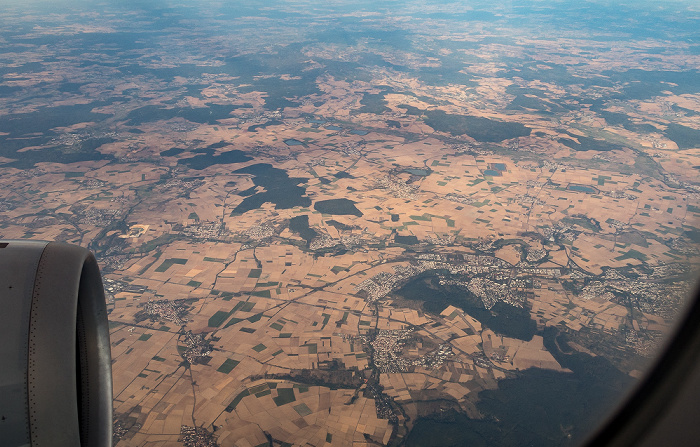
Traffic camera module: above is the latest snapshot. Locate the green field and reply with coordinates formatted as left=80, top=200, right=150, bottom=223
left=217, top=358, right=240, bottom=374
left=250, top=290, right=271, bottom=298
left=225, top=389, right=250, bottom=412
left=273, top=388, right=296, bottom=406
left=154, top=258, right=188, bottom=272
left=293, top=403, right=313, bottom=416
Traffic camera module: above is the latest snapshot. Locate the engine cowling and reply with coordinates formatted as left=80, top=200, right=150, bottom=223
left=0, top=240, right=112, bottom=447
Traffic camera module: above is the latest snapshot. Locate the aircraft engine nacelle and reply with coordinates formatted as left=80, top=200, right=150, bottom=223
left=0, top=240, right=112, bottom=447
